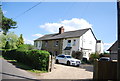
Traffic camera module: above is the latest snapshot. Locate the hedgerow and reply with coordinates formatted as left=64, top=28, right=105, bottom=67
left=2, top=49, right=50, bottom=71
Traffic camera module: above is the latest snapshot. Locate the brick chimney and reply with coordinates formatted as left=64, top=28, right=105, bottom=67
left=59, top=26, right=64, bottom=34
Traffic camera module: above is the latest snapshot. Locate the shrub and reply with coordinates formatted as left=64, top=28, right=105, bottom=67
left=99, top=52, right=110, bottom=58
left=72, top=51, right=83, bottom=60
left=17, top=44, right=35, bottom=51
left=89, top=53, right=100, bottom=63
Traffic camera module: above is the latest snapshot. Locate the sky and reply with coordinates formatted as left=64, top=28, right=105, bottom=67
left=2, top=1, right=118, bottom=51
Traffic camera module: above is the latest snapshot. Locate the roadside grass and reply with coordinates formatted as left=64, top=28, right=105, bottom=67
left=28, top=69, right=47, bottom=73
left=0, top=55, right=2, bottom=58
left=2, top=56, right=47, bottom=74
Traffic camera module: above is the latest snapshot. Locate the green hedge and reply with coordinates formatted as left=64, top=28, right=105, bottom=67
left=2, top=49, right=50, bottom=71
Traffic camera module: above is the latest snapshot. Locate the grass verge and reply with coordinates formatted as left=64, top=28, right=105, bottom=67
left=0, top=55, right=2, bottom=58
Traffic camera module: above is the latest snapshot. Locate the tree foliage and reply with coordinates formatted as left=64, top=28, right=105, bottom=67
left=89, top=53, right=100, bottom=63
left=4, top=41, right=10, bottom=49
left=0, top=32, right=18, bottom=49
left=1, top=16, right=17, bottom=35
left=16, top=34, right=24, bottom=47
left=72, top=51, right=83, bottom=60
left=0, top=7, right=2, bottom=28
left=0, top=8, right=17, bottom=35
left=17, top=44, right=35, bottom=51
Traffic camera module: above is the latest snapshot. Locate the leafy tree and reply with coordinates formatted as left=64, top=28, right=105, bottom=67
left=0, top=32, right=18, bottom=49
left=0, top=8, right=17, bottom=35
left=0, top=33, right=6, bottom=49
left=0, top=7, right=2, bottom=29
left=16, top=34, right=24, bottom=47
left=4, top=41, right=10, bottom=49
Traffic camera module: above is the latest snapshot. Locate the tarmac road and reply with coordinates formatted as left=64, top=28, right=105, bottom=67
left=0, top=58, right=37, bottom=80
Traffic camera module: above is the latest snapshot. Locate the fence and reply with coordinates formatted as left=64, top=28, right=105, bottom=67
left=93, top=60, right=117, bottom=80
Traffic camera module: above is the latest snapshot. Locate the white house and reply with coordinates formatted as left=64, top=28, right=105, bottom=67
left=96, top=40, right=104, bottom=54
left=34, top=26, right=103, bottom=60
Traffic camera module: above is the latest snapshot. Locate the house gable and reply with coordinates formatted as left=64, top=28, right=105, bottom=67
left=107, top=41, right=118, bottom=52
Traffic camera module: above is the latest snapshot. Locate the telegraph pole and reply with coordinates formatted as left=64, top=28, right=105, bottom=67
left=117, top=0, right=120, bottom=81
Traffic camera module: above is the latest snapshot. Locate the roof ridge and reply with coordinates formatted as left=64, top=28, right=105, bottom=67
left=62, top=28, right=91, bottom=33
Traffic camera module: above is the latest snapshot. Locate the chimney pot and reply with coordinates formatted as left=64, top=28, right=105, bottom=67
left=59, top=26, right=64, bottom=34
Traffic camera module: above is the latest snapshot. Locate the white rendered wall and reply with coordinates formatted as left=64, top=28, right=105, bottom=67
left=96, top=42, right=104, bottom=54
left=62, top=37, right=80, bottom=55
left=79, top=29, right=96, bottom=60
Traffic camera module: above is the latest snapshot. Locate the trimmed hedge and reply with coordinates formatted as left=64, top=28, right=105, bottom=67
left=2, top=49, right=50, bottom=71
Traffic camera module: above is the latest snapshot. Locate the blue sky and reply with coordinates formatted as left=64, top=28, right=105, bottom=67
left=2, top=2, right=117, bottom=51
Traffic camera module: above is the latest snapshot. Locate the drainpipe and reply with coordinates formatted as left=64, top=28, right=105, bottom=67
left=117, top=0, right=120, bottom=81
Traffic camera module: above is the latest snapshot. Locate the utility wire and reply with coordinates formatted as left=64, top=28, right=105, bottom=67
left=13, top=2, right=42, bottom=19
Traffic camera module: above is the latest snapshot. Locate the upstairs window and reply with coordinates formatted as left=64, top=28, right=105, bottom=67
left=55, top=41, right=59, bottom=46
left=45, top=41, right=48, bottom=47
left=73, top=40, right=76, bottom=46
left=67, top=40, right=71, bottom=47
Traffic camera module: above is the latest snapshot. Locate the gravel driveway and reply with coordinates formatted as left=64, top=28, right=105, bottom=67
left=37, top=64, right=93, bottom=79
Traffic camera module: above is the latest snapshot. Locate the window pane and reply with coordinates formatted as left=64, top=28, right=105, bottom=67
left=67, top=40, right=71, bottom=47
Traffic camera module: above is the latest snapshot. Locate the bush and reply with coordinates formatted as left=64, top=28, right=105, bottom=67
left=99, top=52, right=110, bottom=58
left=2, top=49, right=50, bottom=71
left=17, top=44, right=35, bottom=51
left=72, top=51, right=83, bottom=60
left=89, top=53, right=100, bottom=64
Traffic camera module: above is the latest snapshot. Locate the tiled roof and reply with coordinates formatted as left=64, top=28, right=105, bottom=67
left=34, top=28, right=92, bottom=41
left=107, top=41, right=118, bottom=51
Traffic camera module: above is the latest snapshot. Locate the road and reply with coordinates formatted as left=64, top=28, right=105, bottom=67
left=0, top=58, right=37, bottom=80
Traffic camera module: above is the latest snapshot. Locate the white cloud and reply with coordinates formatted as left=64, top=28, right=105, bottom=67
left=39, top=18, right=92, bottom=33
left=104, top=43, right=114, bottom=46
left=32, top=34, right=43, bottom=37
left=24, top=38, right=34, bottom=45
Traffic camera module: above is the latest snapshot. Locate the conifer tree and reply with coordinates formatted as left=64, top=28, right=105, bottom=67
left=16, top=34, right=24, bottom=47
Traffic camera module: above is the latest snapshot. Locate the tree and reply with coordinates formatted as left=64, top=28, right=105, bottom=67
left=0, top=6, right=2, bottom=29
left=0, top=8, right=17, bottom=35
left=4, top=41, right=10, bottom=49
left=0, top=32, right=18, bottom=49
left=16, top=34, right=24, bottom=47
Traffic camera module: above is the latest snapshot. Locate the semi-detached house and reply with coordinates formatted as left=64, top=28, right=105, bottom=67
left=34, top=26, right=103, bottom=60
